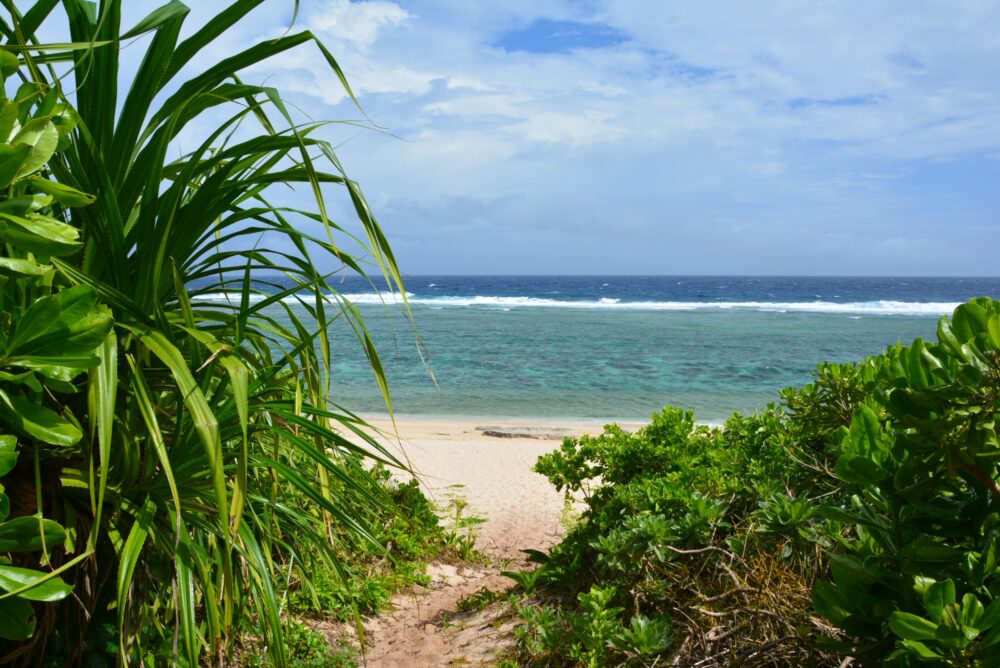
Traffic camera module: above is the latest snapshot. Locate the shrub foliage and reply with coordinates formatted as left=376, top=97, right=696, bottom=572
left=515, top=298, right=1000, bottom=667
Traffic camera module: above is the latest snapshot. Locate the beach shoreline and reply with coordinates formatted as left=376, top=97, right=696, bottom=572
left=357, top=416, right=638, bottom=560
left=357, top=412, right=647, bottom=428
left=344, top=414, right=662, bottom=664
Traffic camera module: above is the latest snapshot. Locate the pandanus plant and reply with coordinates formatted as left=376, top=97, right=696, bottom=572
left=0, top=1, right=409, bottom=664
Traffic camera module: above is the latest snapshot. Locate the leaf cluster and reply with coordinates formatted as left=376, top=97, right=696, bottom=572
left=812, top=299, right=1000, bottom=667
left=0, top=56, right=102, bottom=645
left=515, top=298, right=1000, bottom=667
left=0, top=3, right=429, bottom=666
left=515, top=406, right=834, bottom=666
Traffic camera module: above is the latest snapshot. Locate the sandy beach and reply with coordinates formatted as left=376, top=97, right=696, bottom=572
left=363, top=416, right=639, bottom=559
left=346, top=416, right=640, bottom=666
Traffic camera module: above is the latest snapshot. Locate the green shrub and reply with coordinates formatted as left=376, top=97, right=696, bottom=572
left=0, top=52, right=100, bottom=645
left=515, top=406, right=831, bottom=666
left=813, top=299, right=1000, bottom=666
left=515, top=298, right=1000, bottom=666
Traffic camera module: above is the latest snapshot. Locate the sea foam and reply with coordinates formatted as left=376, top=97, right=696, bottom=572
left=339, top=295, right=957, bottom=315
left=193, top=292, right=957, bottom=315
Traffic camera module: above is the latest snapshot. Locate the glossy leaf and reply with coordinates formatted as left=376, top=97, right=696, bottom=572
left=0, top=144, right=31, bottom=188
left=28, top=178, right=96, bottom=207
left=889, top=612, right=938, bottom=641
left=920, top=579, right=955, bottom=622
left=0, top=390, right=82, bottom=446
left=0, top=212, right=81, bottom=256
left=0, top=256, right=51, bottom=275
left=0, top=435, right=17, bottom=477
left=7, top=284, right=112, bottom=360
left=0, top=50, right=18, bottom=79
left=978, top=597, right=1000, bottom=630
left=0, top=596, right=36, bottom=641
left=0, top=564, right=72, bottom=602
left=899, top=640, right=943, bottom=659
left=0, top=517, right=66, bottom=552
left=10, top=118, right=57, bottom=180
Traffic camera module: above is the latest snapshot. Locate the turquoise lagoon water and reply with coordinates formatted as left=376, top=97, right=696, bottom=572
left=223, top=276, right=1000, bottom=423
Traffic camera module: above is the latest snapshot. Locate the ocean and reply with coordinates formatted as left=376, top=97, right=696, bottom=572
left=211, top=276, right=1000, bottom=423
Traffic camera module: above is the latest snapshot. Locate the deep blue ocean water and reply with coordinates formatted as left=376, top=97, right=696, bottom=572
left=214, top=276, right=1000, bottom=422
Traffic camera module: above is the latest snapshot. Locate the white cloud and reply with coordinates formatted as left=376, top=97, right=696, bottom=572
left=424, top=93, right=528, bottom=118
left=444, top=75, right=494, bottom=92
left=308, top=0, right=410, bottom=51
left=508, top=110, right=625, bottom=147
left=115, top=0, right=1000, bottom=274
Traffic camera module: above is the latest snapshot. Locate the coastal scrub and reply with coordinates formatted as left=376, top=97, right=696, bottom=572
left=512, top=298, right=1000, bottom=667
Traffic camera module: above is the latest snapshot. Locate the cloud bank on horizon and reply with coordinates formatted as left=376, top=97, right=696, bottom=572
left=139, top=1, right=1000, bottom=275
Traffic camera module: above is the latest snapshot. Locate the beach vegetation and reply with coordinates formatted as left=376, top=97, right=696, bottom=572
left=511, top=298, right=1000, bottom=666
left=455, top=586, right=505, bottom=613
left=440, top=486, right=488, bottom=563
left=0, top=2, right=442, bottom=665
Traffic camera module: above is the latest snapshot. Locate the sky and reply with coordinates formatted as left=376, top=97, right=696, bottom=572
left=119, top=2, right=1000, bottom=274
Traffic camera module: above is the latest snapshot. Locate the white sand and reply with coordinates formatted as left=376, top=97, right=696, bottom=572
left=362, top=416, right=639, bottom=558
left=345, top=416, right=641, bottom=666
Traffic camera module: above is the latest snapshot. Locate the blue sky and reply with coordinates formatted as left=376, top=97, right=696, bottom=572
left=122, top=2, right=1000, bottom=275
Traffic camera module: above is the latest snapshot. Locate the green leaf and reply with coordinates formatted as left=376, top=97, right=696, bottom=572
left=953, top=302, right=988, bottom=342
left=812, top=580, right=851, bottom=624
left=0, top=257, right=51, bottom=275
left=835, top=453, right=889, bottom=485
left=988, top=314, right=1000, bottom=349
left=0, top=50, right=18, bottom=79
left=921, top=579, right=955, bottom=622
left=899, top=640, right=943, bottom=659
left=0, top=564, right=72, bottom=602
left=901, top=537, right=962, bottom=564
left=7, top=285, right=112, bottom=361
left=0, top=101, right=18, bottom=144
left=0, top=596, right=36, bottom=641
left=0, top=144, right=31, bottom=189
left=852, top=405, right=883, bottom=457
left=0, top=212, right=82, bottom=256
left=13, top=305, right=112, bottom=364
left=10, top=118, right=58, bottom=179
left=5, top=290, right=64, bottom=353
left=0, top=195, right=49, bottom=216
left=0, top=517, right=66, bottom=552
left=888, top=611, right=938, bottom=641
left=959, top=593, right=984, bottom=629
left=117, top=497, right=154, bottom=637
left=220, top=354, right=248, bottom=531
left=0, top=390, right=82, bottom=447
left=978, top=597, right=1000, bottom=631
left=0, top=371, right=42, bottom=392
left=934, top=621, right=969, bottom=649
left=0, top=435, right=17, bottom=477
left=133, top=327, right=234, bottom=622
left=983, top=618, right=1000, bottom=647
left=89, top=331, right=117, bottom=543
left=27, top=179, right=96, bottom=207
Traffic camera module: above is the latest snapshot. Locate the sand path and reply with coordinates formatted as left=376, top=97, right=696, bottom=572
left=348, top=417, right=625, bottom=668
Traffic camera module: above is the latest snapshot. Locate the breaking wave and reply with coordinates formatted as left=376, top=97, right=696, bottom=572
left=193, top=292, right=956, bottom=315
